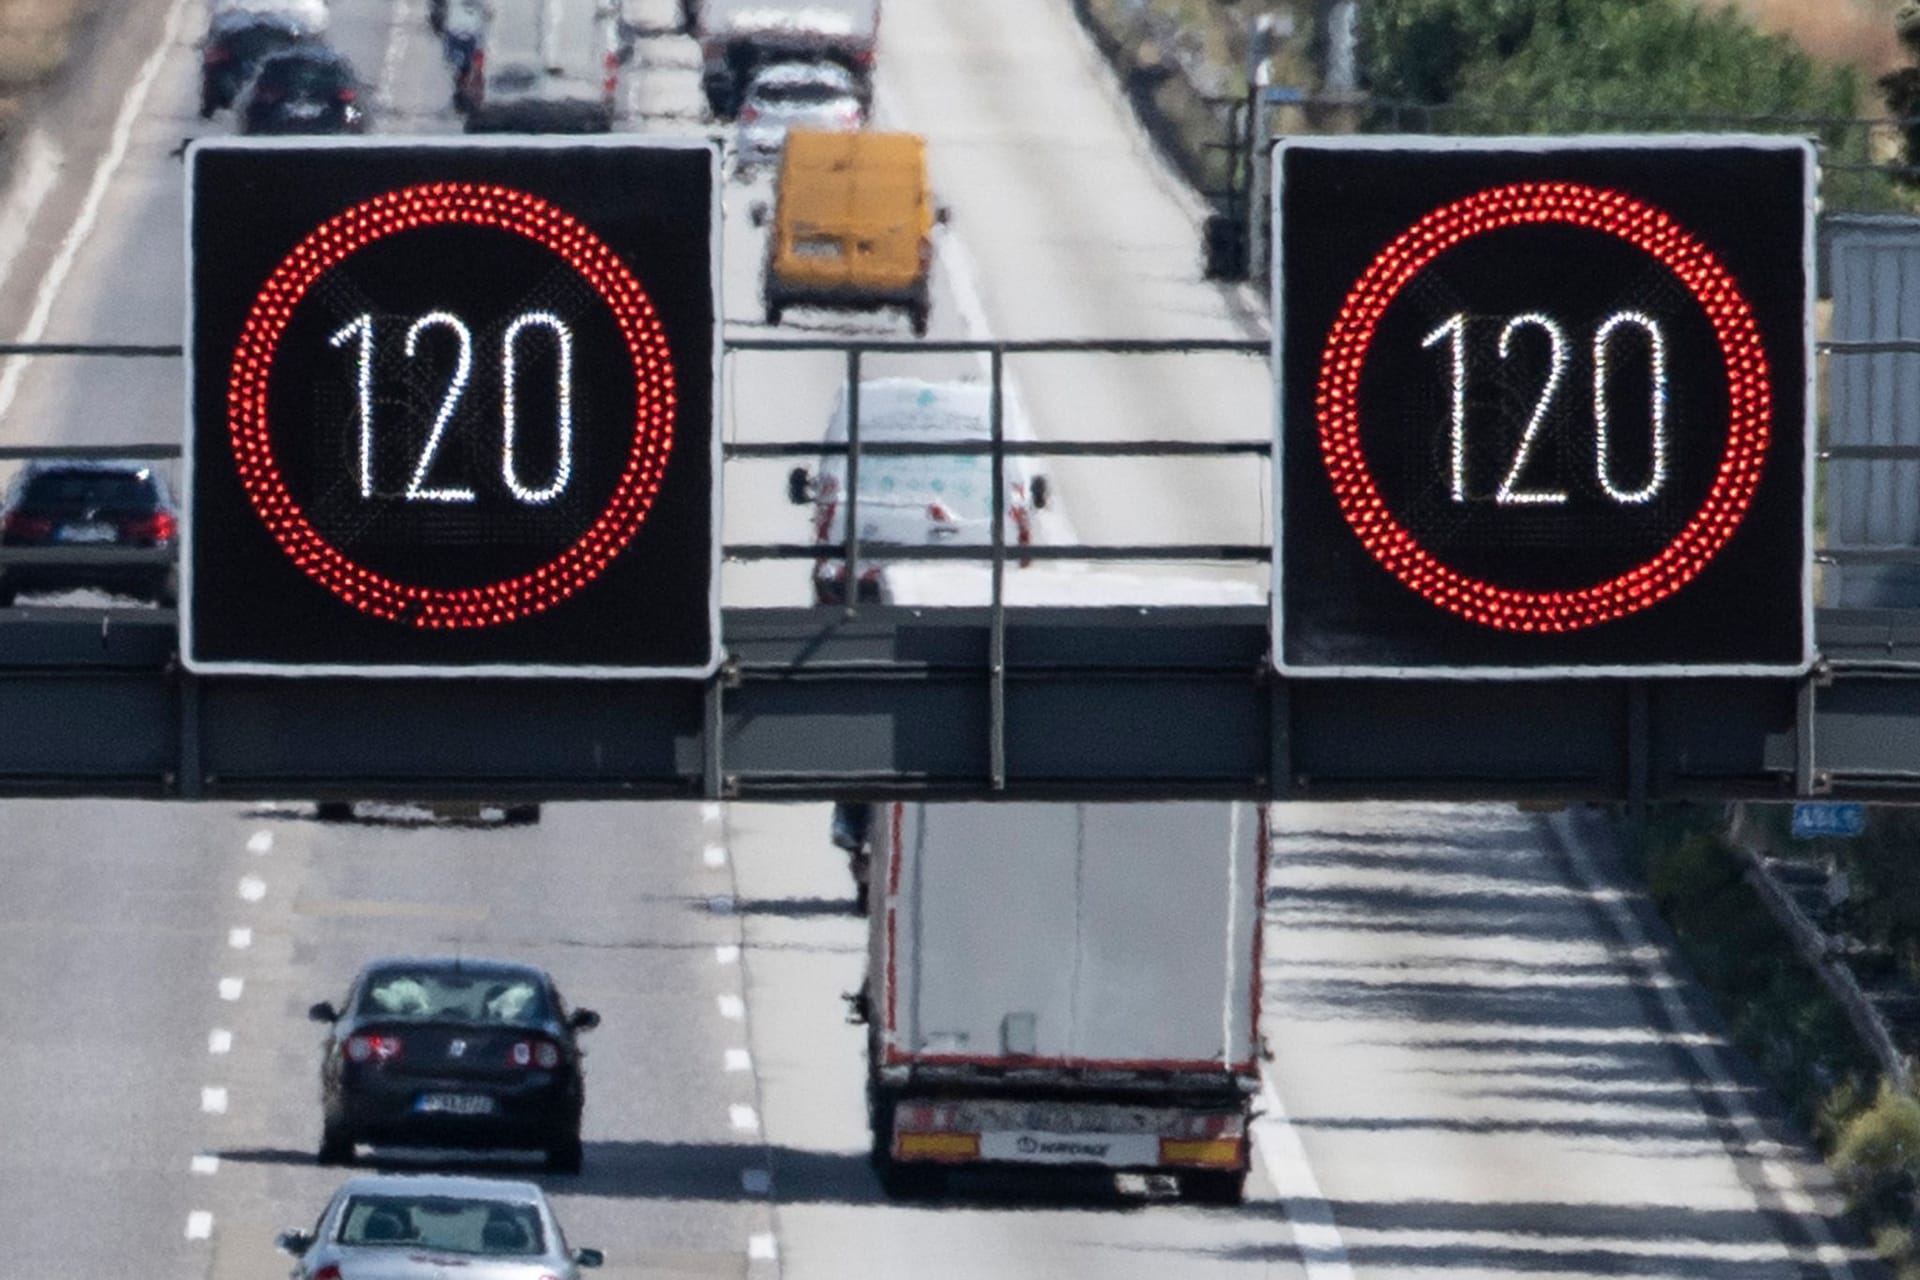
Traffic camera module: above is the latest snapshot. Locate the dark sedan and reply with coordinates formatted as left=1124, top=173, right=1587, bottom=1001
left=310, top=958, right=600, bottom=1173
left=0, top=460, right=177, bottom=607
left=199, top=8, right=320, bottom=116
left=235, top=46, right=366, bottom=135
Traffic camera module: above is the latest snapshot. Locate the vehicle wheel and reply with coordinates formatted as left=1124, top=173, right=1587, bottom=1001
left=316, top=801, right=354, bottom=822
left=765, top=300, right=783, bottom=327
left=503, top=803, right=541, bottom=825
left=546, top=1131, right=584, bottom=1175
left=869, top=1094, right=943, bottom=1198
left=158, top=569, right=179, bottom=610
left=317, top=1120, right=354, bottom=1166
left=908, top=301, right=930, bottom=338
left=1179, top=1169, right=1246, bottom=1206
left=0, top=584, right=16, bottom=608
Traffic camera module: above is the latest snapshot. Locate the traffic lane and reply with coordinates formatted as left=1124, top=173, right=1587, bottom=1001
left=725, top=800, right=1311, bottom=1280
left=198, top=800, right=774, bottom=1279
left=0, top=0, right=450, bottom=453
left=1261, top=802, right=1878, bottom=1279
left=868, top=0, right=1271, bottom=557
left=0, top=800, right=256, bottom=1276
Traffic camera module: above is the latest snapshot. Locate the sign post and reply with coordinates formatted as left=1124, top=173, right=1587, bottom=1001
left=184, top=138, right=721, bottom=677
left=1273, top=136, right=1814, bottom=677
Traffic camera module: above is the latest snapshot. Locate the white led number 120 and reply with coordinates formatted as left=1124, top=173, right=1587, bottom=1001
left=1421, top=310, right=1668, bottom=506
left=329, top=310, right=575, bottom=505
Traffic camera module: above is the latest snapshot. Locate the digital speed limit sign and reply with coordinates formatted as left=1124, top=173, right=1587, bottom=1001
left=1273, top=136, right=1814, bottom=677
left=184, top=138, right=720, bottom=677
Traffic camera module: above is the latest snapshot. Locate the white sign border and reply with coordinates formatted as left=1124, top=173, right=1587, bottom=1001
left=181, top=134, right=725, bottom=680
left=1270, top=132, right=1818, bottom=680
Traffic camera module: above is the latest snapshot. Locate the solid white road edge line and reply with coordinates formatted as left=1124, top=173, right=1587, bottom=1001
left=0, top=0, right=194, bottom=428
left=1547, top=810, right=1858, bottom=1280
left=1253, top=1076, right=1356, bottom=1280
left=0, top=131, right=62, bottom=304
left=184, top=1210, right=213, bottom=1240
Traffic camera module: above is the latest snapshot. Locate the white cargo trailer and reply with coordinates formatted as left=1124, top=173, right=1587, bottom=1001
left=695, top=0, right=879, bottom=117
left=859, top=800, right=1265, bottom=1202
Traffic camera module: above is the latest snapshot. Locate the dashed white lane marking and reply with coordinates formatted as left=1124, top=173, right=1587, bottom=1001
left=200, top=1087, right=229, bottom=1115
left=0, top=0, right=194, bottom=428
left=1547, top=812, right=1860, bottom=1279
left=237, top=875, right=266, bottom=902
left=228, top=927, right=252, bottom=950
left=729, top=1103, right=759, bottom=1133
left=704, top=842, right=728, bottom=868
left=725, top=1048, right=752, bottom=1072
left=1253, top=1077, right=1355, bottom=1280
left=708, top=894, right=736, bottom=915
left=247, top=830, right=273, bottom=855
left=701, top=802, right=722, bottom=824
left=715, top=944, right=740, bottom=965
left=0, top=130, right=61, bottom=302
left=741, top=1167, right=772, bottom=1194
left=208, top=1029, right=233, bottom=1055
left=717, top=994, right=744, bottom=1020
left=748, top=1233, right=778, bottom=1261
left=190, top=1154, right=219, bottom=1175
left=377, top=0, right=414, bottom=111
left=185, top=1210, right=213, bottom=1241
left=218, top=977, right=244, bottom=1001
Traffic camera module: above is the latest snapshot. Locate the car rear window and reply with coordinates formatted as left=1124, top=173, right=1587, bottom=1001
left=19, top=470, right=159, bottom=510
left=337, top=1195, right=545, bottom=1256
left=357, top=969, right=550, bottom=1025
left=260, top=57, right=349, bottom=94
left=754, top=80, right=849, bottom=105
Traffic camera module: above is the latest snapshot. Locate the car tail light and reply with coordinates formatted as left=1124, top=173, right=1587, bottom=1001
left=739, top=102, right=759, bottom=123
left=337, top=85, right=357, bottom=103
left=926, top=501, right=955, bottom=525
left=345, top=1034, right=402, bottom=1063
left=509, top=1039, right=561, bottom=1069
left=312, top=1267, right=343, bottom=1280
left=2, top=513, right=53, bottom=539
left=123, top=511, right=176, bottom=544
left=204, top=44, right=230, bottom=64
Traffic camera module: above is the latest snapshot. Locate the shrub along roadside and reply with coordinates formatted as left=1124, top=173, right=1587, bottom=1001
left=1632, top=804, right=1918, bottom=1277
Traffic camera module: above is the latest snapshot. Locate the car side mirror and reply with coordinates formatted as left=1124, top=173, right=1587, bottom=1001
left=275, top=1228, right=315, bottom=1256
left=308, top=1001, right=339, bottom=1024
left=1030, top=475, right=1050, bottom=510
left=568, top=1008, right=601, bottom=1031
left=787, top=466, right=814, bottom=505
left=749, top=199, right=770, bottom=228
left=574, top=1247, right=605, bottom=1268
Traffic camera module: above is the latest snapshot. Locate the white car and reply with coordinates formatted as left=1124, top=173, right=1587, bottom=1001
left=276, top=1174, right=604, bottom=1278
left=736, top=60, right=864, bottom=169
left=788, top=378, right=1052, bottom=604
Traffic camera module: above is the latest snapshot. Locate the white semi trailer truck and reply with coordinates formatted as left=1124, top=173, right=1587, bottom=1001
left=856, top=800, right=1265, bottom=1202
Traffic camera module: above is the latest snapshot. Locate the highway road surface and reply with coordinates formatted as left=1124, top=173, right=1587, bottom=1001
left=0, top=0, right=1887, bottom=1275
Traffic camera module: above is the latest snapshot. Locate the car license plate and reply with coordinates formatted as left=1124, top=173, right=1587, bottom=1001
left=794, top=239, right=840, bottom=258
left=55, top=522, right=115, bottom=544
left=414, top=1092, right=496, bottom=1115
left=287, top=101, right=325, bottom=118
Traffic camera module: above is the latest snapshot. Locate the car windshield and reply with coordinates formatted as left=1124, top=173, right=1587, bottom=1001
left=357, top=969, right=549, bottom=1025
left=336, top=1194, right=545, bottom=1256
left=19, top=470, right=158, bottom=509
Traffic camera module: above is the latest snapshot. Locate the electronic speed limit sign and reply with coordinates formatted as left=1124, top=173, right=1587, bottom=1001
left=1273, top=136, right=1814, bottom=677
left=184, top=138, right=720, bottom=677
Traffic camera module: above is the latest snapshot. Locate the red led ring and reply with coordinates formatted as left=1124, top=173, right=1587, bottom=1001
left=1315, top=181, right=1773, bottom=633
left=227, top=182, right=678, bottom=630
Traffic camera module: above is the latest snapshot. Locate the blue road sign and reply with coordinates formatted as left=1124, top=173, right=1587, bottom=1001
left=1792, top=802, right=1867, bottom=839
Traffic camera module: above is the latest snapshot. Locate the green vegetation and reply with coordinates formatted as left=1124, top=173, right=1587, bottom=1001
left=1635, top=806, right=1915, bottom=1273
left=1358, top=0, right=1904, bottom=207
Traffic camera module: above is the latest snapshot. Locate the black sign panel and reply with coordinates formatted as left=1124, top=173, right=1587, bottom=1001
left=185, top=139, right=720, bottom=677
left=1274, top=137, right=1812, bottom=677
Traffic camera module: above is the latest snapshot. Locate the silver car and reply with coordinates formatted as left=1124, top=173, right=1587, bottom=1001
left=736, top=60, right=864, bottom=169
left=276, top=1173, right=604, bottom=1278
